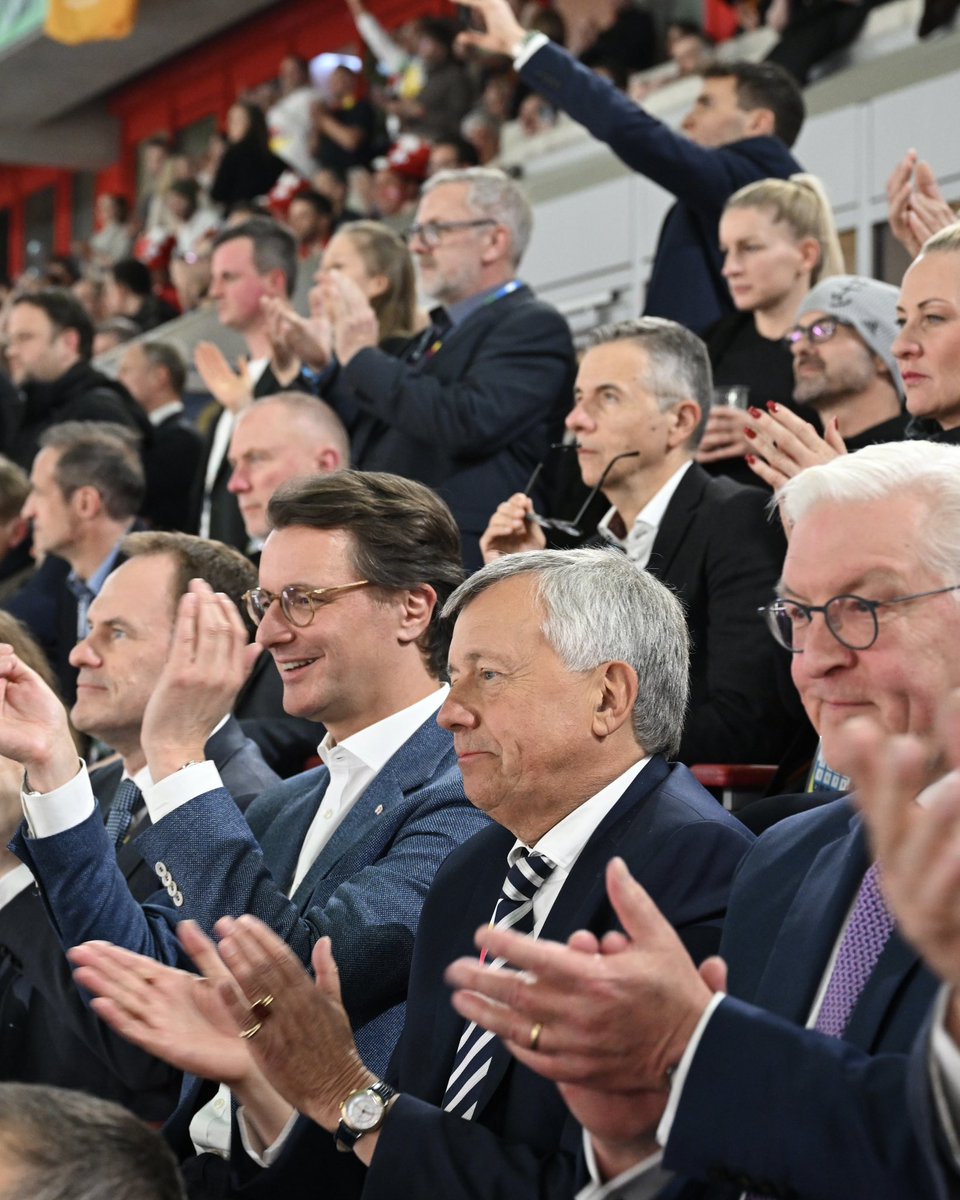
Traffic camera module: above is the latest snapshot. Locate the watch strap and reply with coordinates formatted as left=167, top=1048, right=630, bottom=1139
left=334, top=1080, right=396, bottom=1153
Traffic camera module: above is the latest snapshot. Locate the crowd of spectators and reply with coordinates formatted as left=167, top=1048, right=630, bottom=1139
left=0, top=0, right=958, bottom=1196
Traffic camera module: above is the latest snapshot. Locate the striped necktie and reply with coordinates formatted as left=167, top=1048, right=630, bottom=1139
left=441, top=849, right=556, bottom=1120
left=104, top=778, right=142, bottom=847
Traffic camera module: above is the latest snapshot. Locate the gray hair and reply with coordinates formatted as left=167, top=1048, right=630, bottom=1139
left=587, top=317, right=713, bottom=446
left=779, top=440, right=960, bottom=586
left=0, top=1083, right=185, bottom=1200
left=423, top=167, right=533, bottom=266
left=442, top=548, right=689, bottom=756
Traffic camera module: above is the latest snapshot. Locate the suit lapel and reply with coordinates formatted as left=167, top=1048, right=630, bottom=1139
left=751, top=814, right=868, bottom=1022
left=647, top=464, right=709, bottom=580
left=290, top=714, right=452, bottom=908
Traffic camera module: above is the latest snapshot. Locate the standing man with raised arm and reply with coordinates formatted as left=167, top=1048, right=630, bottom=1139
left=458, top=0, right=804, bottom=333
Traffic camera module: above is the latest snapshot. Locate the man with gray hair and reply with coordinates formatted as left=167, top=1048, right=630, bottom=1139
left=319, top=166, right=575, bottom=569
left=450, top=441, right=957, bottom=1200
left=0, top=1084, right=185, bottom=1200
left=481, top=316, right=801, bottom=766
left=71, top=546, right=752, bottom=1199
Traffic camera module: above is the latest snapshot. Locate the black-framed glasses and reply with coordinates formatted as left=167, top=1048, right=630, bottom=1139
left=524, top=448, right=641, bottom=539
left=405, top=219, right=496, bottom=248
left=243, top=581, right=371, bottom=628
left=783, top=317, right=852, bottom=347
left=760, top=583, right=960, bottom=652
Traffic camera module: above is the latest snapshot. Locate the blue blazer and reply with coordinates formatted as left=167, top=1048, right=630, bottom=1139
left=0, top=716, right=277, bottom=1121
left=224, top=756, right=755, bottom=1199
left=517, top=42, right=802, bottom=333
left=661, top=798, right=941, bottom=1199
left=15, top=713, right=490, bottom=1076
left=328, top=283, right=575, bottom=569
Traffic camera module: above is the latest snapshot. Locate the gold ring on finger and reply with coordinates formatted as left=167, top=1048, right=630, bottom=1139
left=239, top=1021, right=262, bottom=1040
left=529, top=1021, right=543, bottom=1051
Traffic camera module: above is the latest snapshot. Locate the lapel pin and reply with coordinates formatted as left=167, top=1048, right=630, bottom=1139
left=374, top=804, right=384, bottom=816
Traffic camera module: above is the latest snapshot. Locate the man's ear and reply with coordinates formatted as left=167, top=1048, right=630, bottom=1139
left=668, top=399, right=702, bottom=449
left=71, top=484, right=103, bottom=520
left=744, top=106, right=776, bottom=139
left=395, top=583, right=438, bottom=645
left=590, top=661, right=639, bottom=740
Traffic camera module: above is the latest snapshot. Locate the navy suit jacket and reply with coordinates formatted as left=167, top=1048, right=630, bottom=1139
left=518, top=42, right=802, bottom=332
left=906, top=999, right=959, bottom=1200
left=327, top=284, right=575, bottom=569
left=0, top=717, right=277, bottom=1121
left=660, top=799, right=941, bottom=1199
left=225, top=756, right=755, bottom=1199
left=14, top=713, right=490, bottom=1079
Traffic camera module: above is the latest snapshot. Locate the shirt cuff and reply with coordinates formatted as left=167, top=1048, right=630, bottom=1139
left=236, top=1104, right=300, bottom=1168
left=513, top=30, right=549, bottom=68
left=580, top=1129, right=668, bottom=1199
left=0, top=862, right=35, bottom=908
left=930, top=984, right=960, bottom=1167
left=657, top=991, right=726, bottom=1147
left=144, top=761, right=223, bottom=824
left=21, top=761, right=94, bottom=838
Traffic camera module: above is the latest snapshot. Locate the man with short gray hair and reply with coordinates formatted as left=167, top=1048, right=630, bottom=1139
left=319, top=166, right=575, bottom=569
left=0, top=1084, right=185, bottom=1200
left=481, top=317, right=802, bottom=766
left=72, top=546, right=753, bottom=1199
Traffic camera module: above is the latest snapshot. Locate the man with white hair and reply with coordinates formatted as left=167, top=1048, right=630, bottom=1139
left=446, top=441, right=957, bottom=1199
left=319, top=166, right=575, bottom=568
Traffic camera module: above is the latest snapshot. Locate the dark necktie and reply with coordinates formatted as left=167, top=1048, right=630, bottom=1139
left=441, top=849, right=556, bottom=1120
left=104, top=778, right=142, bottom=847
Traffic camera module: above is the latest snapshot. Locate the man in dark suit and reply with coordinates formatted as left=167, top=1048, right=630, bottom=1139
left=457, top=0, right=804, bottom=334
left=4, top=421, right=145, bottom=704
left=118, top=340, right=204, bottom=532
left=451, top=439, right=960, bottom=1199
left=321, top=166, right=575, bottom=570
left=189, top=218, right=312, bottom=550
left=1, top=471, right=490, bottom=1185
left=481, top=316, right=804, bottom=767
left=71, top=546, right=753, bottom=1199
left=0, top=530, right=278, bottom=1120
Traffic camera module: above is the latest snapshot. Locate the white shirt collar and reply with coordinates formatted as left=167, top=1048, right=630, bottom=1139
left=148, top=400, right=185, bottom=427
left=318, top=686, right=448, bottom=774
left=597, top=460, right=693, bottom=549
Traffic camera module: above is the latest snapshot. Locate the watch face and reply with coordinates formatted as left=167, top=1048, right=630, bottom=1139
left=344, top=1091, right=384, bottom=1131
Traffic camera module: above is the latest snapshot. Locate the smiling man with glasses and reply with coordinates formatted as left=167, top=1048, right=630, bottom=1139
left=0, top=470, right=489, bottom=1189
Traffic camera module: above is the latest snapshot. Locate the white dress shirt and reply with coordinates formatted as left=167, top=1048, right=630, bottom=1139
left=596, top=462, right=692, bottom=570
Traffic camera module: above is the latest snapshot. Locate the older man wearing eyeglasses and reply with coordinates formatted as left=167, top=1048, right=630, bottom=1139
left=0, top=470, right=490, bottom=1192
left=309, top=166, right=576, bottom=570
left=480, top=316, right=805, bottom=768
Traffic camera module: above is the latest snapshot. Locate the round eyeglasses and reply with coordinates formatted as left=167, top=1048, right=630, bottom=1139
left=760, top=583, right=960, bottom=652
left=243, top=581, right=370, bottom=628
left=783, top=317, right=852, bottom=347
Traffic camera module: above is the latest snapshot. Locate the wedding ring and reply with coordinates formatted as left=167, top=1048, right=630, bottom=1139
left=250, top=993, right=275, bottom=1016
left=239, top=1021, right=262, bottom=1040
left=529, top=1021, right=543, bottom=1051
